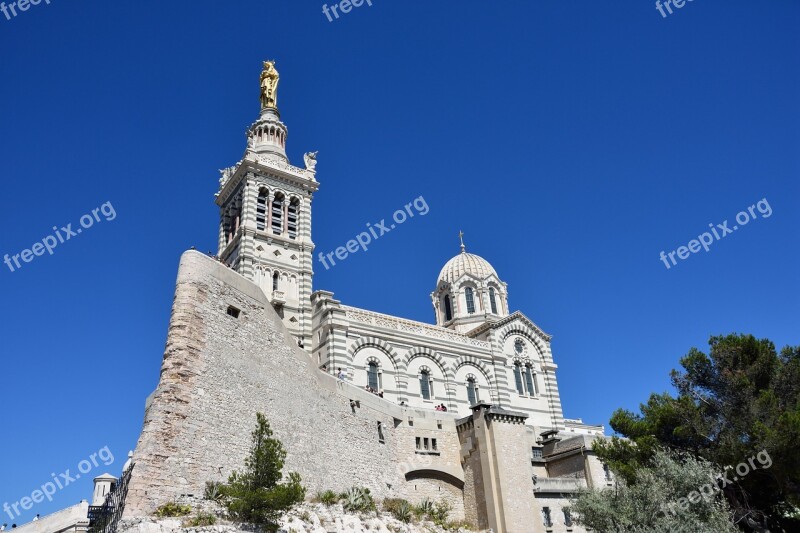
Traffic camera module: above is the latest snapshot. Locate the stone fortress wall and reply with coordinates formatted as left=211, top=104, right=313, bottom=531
left=123, top=250, right=466, bottom=519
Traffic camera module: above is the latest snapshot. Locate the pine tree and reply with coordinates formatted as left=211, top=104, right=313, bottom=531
left=224, top=413, right=306, bottom=530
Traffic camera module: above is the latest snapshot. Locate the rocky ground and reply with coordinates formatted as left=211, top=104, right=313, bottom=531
left=118, top=502, right=488, bottom=533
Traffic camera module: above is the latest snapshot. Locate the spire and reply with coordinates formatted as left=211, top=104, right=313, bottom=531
left=246, top=60, right=288, bottom=162
left=459, top=230, right=466, bottom=253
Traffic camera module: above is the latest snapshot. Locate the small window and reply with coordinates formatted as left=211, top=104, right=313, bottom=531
left=563, top=508, right=573, bottom=527
left=367, top=362, right=380, bottom=390
left=525, top=365, right=537, bottom=396
left=604, top=463, right=613, bottom=481
left=444, top=295, right=452, bottom=322
left=256, top=191, right=268, bottom=231
left=423, top=438, right=429, bottom=451
left=437, top=420, right=442, bottom=430
left=542, top=507, right=553, bottom=527
left=466, top=377, right=478, bottom=406
left=415, top=437, right=421, bottom=450
left=408, top=417, right=414, bottom=427
left=420, top=370, right=432, bottom=400
left=272, top=271, right=279, bottom=291
left=532, top=447, right=543, bottom=459
left=513, top=363, right=524, bottom=395
left=465, top=287, right=475, bottom=314
left=489, top=287, right=498, bottom=314
left=226, top=306, right=240, bottom=318
left=377, top=421, right=384, bottom=444
left=431, top=438, right=438, bottom=451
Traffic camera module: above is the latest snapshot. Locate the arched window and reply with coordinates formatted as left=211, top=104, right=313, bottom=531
left=287, top=198, right=299, bottom=240
left=271, top=193, right=284, bottom=235
left=444, top=295, right=452, bottom=322
left=513, top=362, right=525, bottom=395
left=524, top=364, right=537, bottom=396
left=367, top=362, right=379, bottom=391
left=256, top=190, right=268, bottom=231
left=489, top=287, right=498, bottom=314
left=465, top=287, right=475, bottom=314
left=272, top=271, right=279, bottom=291
left=420, top=369, right=433, bottom=400
left=466, top=377, right=478, bottom=406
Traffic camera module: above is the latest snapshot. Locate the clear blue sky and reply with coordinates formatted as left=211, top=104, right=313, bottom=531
left=1, top=0, right=798, bottom=522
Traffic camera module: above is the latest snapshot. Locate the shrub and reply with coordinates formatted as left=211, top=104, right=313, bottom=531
left=204, top=481, right=226, bottom=503
left=382, top=498, right=410, bottom=514
left=340, top=486, right=376, bottom=513
left=445, top=518, right=477, bottom=531
left=429, top=501, right=451, bottom=526
left=388, top=500, right=412, bottom=523
left=184, top=512, right=217, bottom=527
left=413, top=497, right=434, bottom=518
left=223, top=413, right=306, bottom=530
left=154, top=502, right=191, bottom=517
left=316, top=490, right=339, bottom=506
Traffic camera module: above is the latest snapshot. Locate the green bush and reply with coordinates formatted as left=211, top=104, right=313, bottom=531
left=340, top=486, right=376, bottom=513
left=429, top=501, right=451, bottom=526
left=184, top=512, right=217, bottom=527
left=382, top=498, right=409, bottom=514
left=223, top=413, right=306, bottom=531
left=316, top=490, right=339, bottom=506
left=413, top=497, right=434, bottom=518
left=444, top=518, right=477, bottom=531
left=154, top=502, right=191, bottom=517
left=386, top=499, right=412, bottom=523
left=204, top=481, right=226, bottom=503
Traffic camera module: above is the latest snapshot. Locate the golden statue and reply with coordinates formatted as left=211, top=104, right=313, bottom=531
left=260, top=60, right=280, bottom=110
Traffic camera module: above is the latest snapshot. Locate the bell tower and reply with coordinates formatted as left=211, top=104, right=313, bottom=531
left=215, top=61, right=319, bottom=350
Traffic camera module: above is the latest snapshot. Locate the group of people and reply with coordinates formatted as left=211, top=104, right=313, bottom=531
left=364, top=385, right=384, bottom=398
left=1, top=515, right=39, bottom=530
left=434, top=403, right=449, bottom=412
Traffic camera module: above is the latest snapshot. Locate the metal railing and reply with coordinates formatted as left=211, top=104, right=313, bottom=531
left=88, top=464, right=134, bottom=533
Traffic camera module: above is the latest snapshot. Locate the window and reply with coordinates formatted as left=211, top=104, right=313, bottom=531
left=272, top=271, right=279, bottom=291
left=466, top=377, right=478, bottom=406
left=513, top=363, right=524, bottom=395
left=489, top=287, right=498, bottom=314
left=287, top=199, right=299, bottom=239
left=256, top=191, right=268, bottom=231
left=367, top=362, right=379, bottom=390
left=542, top=507, right=553, bottom=528
left=271, top=194, right=284, bottom=235
left=465, top=287, right=475, bottom=314
left=531, top=447, right=543, bottom=459
left=444, top=295, right=452, bottom=322
left=524, top=365, right=537, bottom=396
left=226, top=306, right=240, bottom=318
left=563, top=508, right=573, bottom=527
left=377, top=421, right=384, bottom=444
left=431, top=438, right=438, bottom=451
left=420, top=370, right=432, bottom=400
left=604, top=463, right=613, bottom=481
left=415, top=437, right=421, bottom=450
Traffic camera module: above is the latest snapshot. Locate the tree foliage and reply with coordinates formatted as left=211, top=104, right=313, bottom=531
left=595, top=334, right=800, bottom=531
left=223, top=413, right=306, bottom=530
left=571, top=448, right=738, bottom=533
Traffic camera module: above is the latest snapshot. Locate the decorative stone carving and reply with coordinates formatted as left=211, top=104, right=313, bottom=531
left=303, top=151, right=318, bottom=172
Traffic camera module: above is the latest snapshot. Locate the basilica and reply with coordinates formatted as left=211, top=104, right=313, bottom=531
left=119, top=61, right=613, bottom=533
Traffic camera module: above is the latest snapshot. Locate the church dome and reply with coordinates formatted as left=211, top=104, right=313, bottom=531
left=438, top=250, right=498, bottom=285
